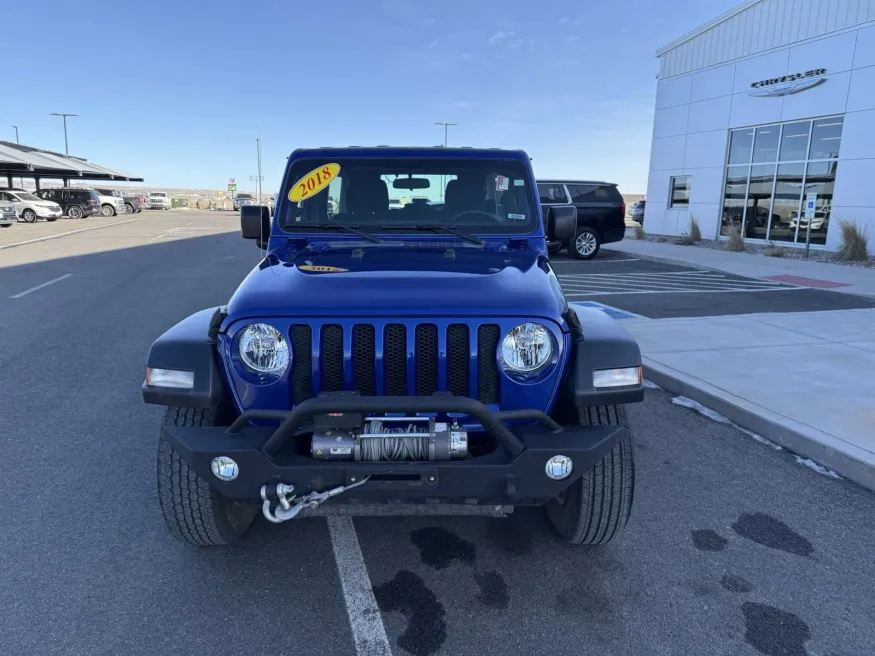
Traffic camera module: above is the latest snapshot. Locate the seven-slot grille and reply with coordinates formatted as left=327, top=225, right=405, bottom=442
left=289, top=322, right=500, bottom=405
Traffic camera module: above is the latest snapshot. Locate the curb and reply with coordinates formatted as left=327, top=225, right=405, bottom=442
left=642, top=357, right=875, bottom=493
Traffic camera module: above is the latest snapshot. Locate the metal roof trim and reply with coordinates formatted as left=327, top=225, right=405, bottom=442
left=656, top=0, right=763, bottom=57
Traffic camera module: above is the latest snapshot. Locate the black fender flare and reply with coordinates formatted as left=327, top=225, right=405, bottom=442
left=141, top=307, right=227, bottom=409
left=563, top=305, right=644, bottom=408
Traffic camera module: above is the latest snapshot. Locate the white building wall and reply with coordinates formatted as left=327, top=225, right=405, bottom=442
left=646, top=18, right=875, bottom=251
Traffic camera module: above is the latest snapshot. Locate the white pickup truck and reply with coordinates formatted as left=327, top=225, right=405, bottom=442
left=148, top=192, right=172, bottom=210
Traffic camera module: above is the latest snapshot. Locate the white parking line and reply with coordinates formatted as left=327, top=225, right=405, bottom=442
left=0, top=218, right=139, bottom=250
left=11, top=274, right=74, bottom=299
left=327, top=516, right=393, bottom=656
left=563, top=286, right=797, bottom=297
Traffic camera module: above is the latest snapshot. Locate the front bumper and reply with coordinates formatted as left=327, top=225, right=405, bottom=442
left=161, top=395, right=622, bottom=503
left=37, top=209, right=63, bottom=218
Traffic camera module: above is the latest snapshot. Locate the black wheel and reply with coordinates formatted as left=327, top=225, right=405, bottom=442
left=157, top=407, right=257, bottom=546
left=67, top=205, right=83, bottom=219
left=22, top=209, right=37, bottom=223
left=571, top=227, right=600, bottom=260
left=125, top=203, right=135, bottom=214
left=100, top=204, right=115, bottom=217
left=0, top=223, right=11, bottom=228
left=546, top=405, right=635, bottom=545
left=547, top=244, right=564, bottom=256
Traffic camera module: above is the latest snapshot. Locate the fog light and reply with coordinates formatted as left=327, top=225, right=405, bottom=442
left=593, top=366, right=642, bottom=389
left=211, top=456, right=239, bottom=481
left=146, top=367, right=194, bottom=390
left=545, top=455, right=573, bottom=481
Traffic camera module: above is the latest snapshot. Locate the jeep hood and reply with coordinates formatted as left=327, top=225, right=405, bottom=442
left=226, top=244, right=566, bottom=321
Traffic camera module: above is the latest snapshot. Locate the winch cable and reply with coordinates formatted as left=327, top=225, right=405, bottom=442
left=361, top=420, right=430, bottom=461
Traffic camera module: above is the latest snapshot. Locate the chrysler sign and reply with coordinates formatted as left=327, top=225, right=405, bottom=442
left=749, top=68, right=827, bottom=97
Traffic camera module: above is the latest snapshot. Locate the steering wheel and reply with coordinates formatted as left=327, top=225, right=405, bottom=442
left=449, top=210, right=502, bottom=224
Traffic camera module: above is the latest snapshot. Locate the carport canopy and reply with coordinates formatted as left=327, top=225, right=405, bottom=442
left=0, top=140, right=143, bottom=188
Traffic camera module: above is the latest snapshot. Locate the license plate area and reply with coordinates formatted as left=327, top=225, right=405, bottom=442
left=345, top=466, right=439, bottom=489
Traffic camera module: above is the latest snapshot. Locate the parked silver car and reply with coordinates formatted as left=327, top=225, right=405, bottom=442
left=630, top=199, right=645, bottom=223
left=0, top=202, right=16, bottom=227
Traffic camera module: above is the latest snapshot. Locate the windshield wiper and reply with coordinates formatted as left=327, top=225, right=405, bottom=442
left=284, top=223, right=382, bottom=243
left=382, top=224, right=485, bottom=246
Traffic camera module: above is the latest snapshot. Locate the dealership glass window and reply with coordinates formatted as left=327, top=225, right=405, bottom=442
left=728, top=128, right=755, bottom=165
left=744, top=165, right=776, bottom=239
left=721, top=116, right=842, bottom=245
left=752, top=126, right=780, bottom=163
left=779, top=121, right=811, bottom=161
left=808, top=118, right=844, bottom=160
left=798, top=161, right=837, bottom=246
left=721, top=167, right=748, bottom=236
left=669, top=176, right=691, bottom=208
left=769, top=163, right=805, bottom=243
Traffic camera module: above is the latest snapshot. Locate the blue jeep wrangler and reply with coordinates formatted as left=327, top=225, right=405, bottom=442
left=142, top=147, right=644, bottom=546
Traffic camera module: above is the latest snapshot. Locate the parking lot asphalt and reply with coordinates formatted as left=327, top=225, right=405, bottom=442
left=3, top=214, right=875, bottom=656
left=549, top=249, right=875, bottom=318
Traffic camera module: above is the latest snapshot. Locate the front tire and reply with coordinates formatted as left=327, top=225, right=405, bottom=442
left=125, top=203, right=134, bottom=214
left=22, top=209, right=37, bottom=223
left=157, top=407, right=256, bottom=546
left=68, top=205, right=84, bottom=219
left=571, top=227, right=601, bottom=260
left=100, top=204, right=115, bottom=217
left=546, top=405, right=635, bottom=545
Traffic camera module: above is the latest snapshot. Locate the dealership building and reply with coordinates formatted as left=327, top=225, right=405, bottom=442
left=644, top=0, right=875, bottom=251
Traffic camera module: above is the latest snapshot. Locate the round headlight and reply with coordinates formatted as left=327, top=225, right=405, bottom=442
left=238, top=323, right=290, bottom=375
left=500, top=323, right=553, bottom=373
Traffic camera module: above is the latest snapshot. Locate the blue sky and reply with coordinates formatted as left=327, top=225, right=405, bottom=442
left=6, top=0, right=739, bottom=194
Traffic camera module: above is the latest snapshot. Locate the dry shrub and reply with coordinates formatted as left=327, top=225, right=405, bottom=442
left=726, top=224, right=745, bottom=252
left=634, top=223, right=646, bottom=239
left=689, top=216, right=702, bottom=242
left=675, top=233, right=695, bottom=246
left=835, top=220, right=870, bottom=262
left=763, top=246, right=785, bottom=258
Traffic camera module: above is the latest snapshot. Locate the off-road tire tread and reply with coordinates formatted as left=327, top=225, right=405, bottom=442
left=547, top=404, right=635, bottom=545
left=157, top=407, right=253, bottom=546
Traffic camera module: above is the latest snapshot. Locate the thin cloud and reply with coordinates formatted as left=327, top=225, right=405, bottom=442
left=428, top=40, right=439, bottom=48
left=564, top=36, right=580, bottom=44
left=572, top=14, right=586, bottom=25
left=488, top=30, right=514, bottom=46
left=509, top=39, right=525, bottom=48
left=559, top=17, right=568, bottom=24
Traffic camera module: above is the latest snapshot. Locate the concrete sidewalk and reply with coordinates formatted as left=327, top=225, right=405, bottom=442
left=617, top=308, right=875, bottom=491
left=607, top=236, right=875, bottom=299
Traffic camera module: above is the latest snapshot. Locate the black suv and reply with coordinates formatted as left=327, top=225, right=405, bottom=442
left=36, top=188, right=101, bottom=219
left=538, top=180, right=626, bottom=259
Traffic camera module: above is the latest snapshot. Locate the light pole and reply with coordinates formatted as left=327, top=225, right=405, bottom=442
left=434, top=121, right=457, bottom=147
left=434, top=122, right=457, bottom=201
left=11, top=125, right=19, bottom=143
left=50, top=113, right=78, bottom=155
left=256, top=138, right=263, bottom=205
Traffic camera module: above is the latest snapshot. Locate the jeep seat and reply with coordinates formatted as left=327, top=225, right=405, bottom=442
left=345, top=175, right=388, bottom=220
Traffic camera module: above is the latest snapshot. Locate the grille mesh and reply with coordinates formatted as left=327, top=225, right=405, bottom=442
left=477, top=325, right=500, bottom=404
left=415, top=324, right=439, bottom=396
left=352, top=325, right=376, bottom=396
left=321, top=325, right=344, bottom=392
left=384, top=324, right=407, bottom=396
left=447, top=324, right=470, bottom=396
left=290, top=325, right=312, bottom=404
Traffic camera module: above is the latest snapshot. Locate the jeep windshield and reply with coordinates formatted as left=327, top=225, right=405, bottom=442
left=277, top=158, right=537, bottom=236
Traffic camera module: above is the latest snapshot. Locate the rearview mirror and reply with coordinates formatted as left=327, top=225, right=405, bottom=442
left=392, top=177, right=430, bottom=190
left=548, top=205, right=577, bottom=242
left=241, top=205, right=271, bottom=241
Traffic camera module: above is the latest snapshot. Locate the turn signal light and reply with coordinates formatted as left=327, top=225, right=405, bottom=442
left=592, top=366, right=642, bottom=389
left=146, top=367, right=194, bottom=390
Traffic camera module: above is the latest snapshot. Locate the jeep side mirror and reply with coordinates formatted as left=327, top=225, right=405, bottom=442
left=549, top=205, right=577, bottom=242
left=241, top=205, right=271, bottom=241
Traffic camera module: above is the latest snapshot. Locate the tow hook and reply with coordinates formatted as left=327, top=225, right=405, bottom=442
left=259, top=476, right=372, bottom=523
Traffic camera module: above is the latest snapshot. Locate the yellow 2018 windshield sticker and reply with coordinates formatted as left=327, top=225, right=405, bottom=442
left=289, top=163, right=340, bottom=202
left=298, top=265, right=348, bottom=273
